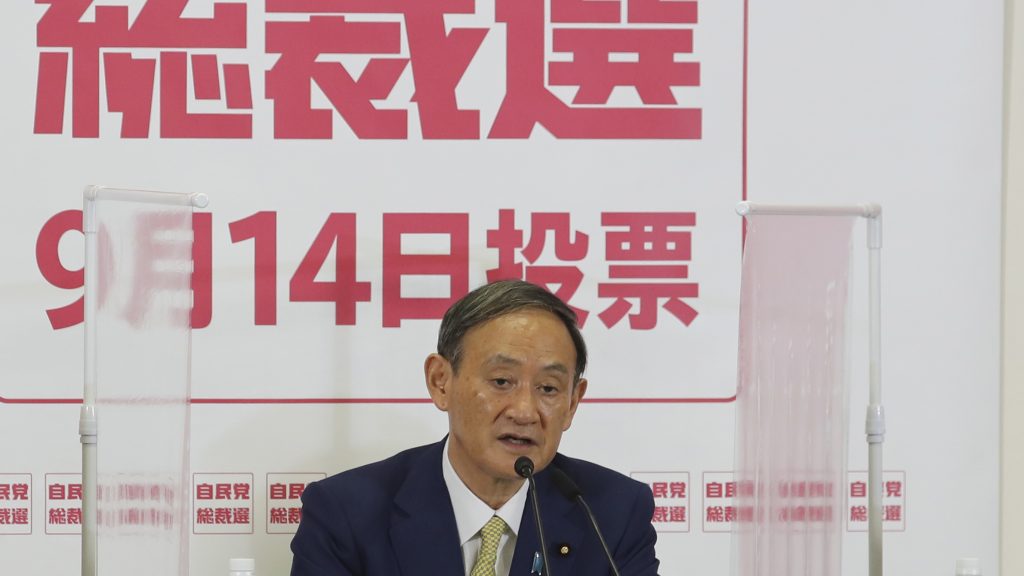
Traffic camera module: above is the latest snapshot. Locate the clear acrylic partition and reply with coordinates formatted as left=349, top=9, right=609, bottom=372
left=87, top=187, right=194, bottom=576
left=733, top=214, right=855, bottom=576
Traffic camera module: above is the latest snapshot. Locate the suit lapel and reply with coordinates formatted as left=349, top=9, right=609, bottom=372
left=511, top=468, right=582, bottom=576
left=390, top=441, right=465, bottom=576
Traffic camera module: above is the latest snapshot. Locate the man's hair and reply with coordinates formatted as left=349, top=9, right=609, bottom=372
left=437, top=280, right=587, bottom=383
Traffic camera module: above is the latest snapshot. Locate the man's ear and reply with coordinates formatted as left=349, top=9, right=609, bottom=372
left=424, top=353, right=453, bottom=412
left=563, top=377, right=588, bottom=432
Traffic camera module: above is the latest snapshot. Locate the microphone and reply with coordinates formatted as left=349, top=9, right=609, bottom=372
left=515, top=456, right=553, bottom=576
left=514, top=456, right=534, bottom=478
left=549, top=467, right=622, bottom=576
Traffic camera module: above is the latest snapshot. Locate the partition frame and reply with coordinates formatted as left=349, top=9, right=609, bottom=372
left=735, top=201, right=884, bottom=576
left=81, top=186, right=208, bottom=576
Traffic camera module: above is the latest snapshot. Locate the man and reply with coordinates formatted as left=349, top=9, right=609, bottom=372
left=290, top=280, right=660, bottom=576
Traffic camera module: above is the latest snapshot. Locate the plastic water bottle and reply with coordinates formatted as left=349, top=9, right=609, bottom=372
left=229, top=558, right=255, bottom=576
left=955, top=558, right=981, bottom=576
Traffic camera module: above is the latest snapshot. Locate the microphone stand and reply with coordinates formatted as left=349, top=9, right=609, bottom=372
left=516, top=457, right=553, bottom=576
left=550, top=466, right=622, bottom=576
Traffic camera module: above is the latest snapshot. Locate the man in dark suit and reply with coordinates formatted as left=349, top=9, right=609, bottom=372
left=290, top=280, right=660, bottom=576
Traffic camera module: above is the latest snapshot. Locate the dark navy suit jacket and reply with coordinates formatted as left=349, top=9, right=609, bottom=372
left=290, top=440, right=660, bottom=576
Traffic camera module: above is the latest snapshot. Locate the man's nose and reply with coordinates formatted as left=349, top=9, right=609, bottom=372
left=506, top=383, right=540, bottom=424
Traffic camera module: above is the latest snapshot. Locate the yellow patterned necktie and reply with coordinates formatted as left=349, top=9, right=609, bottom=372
left=469, top=515, right=508, bottom=576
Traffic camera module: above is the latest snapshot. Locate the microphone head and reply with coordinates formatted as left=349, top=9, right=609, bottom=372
left=514, top=456, right=535, bottom=478
left=549, top=466, right=583, bottom=500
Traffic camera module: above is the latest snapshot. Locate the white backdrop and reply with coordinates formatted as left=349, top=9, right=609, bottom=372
left=0, top=1, right=1003, bottom=575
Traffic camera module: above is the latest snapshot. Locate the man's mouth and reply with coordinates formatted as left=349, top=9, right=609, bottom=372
left=498, top=433, right=536, bottom=447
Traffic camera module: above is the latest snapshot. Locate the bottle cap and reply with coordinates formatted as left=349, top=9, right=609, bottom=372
left=955, top=557, right=981, bottom=575
left=229, top=558, right=256, bottom=572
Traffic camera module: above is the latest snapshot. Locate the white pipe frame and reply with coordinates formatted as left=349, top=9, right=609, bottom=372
left=81, top=186, right=207, bottom=576
left=736, top=201, right=885, bottom=576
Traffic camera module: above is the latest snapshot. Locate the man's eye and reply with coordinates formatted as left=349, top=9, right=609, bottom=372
left=540, top=385, right=560, bottom=395
left=492, top=378, right=511, bottom=387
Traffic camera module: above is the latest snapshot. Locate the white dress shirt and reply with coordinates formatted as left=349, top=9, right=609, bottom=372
left=442, top=439, right=530, bottom=576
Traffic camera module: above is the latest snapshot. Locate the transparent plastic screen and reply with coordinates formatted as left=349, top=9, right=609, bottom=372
left=733, top=215, right=855, bottom=576
left=92, top=191, right=192, bottom=575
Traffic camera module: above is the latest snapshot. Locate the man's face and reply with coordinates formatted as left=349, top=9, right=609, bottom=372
left=426, top=309, right=587, bottom=496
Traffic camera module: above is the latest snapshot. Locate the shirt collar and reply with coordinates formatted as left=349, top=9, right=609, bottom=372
left=442, top=437, right=529, bottom=545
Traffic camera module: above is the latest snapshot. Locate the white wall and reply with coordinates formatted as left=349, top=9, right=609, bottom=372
left=1003, top=1, right=1024, bottom=574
